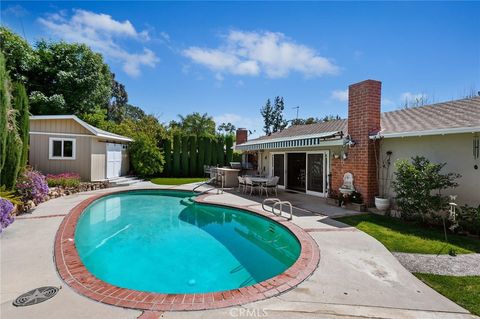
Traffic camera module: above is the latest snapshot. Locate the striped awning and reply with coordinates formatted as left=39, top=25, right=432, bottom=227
left=235, top=131, right=343, bottom=151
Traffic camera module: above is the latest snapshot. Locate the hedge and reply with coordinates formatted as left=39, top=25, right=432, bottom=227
left=210, top=138, right=217, bottom=166
left=172, top=133, right=181, bottom=177
left=181, top=135, right=189, bottom=177
left=197, top=137, right=205, bottom=176
left=205, top=137, right=212, bottom=166
left=225, top=134, right=234, bottom=164
left=163, top=138, right=172, bottom=177
left=188, top=135, right=197, bottom=177
left=217, top=136, right=225, bottom=167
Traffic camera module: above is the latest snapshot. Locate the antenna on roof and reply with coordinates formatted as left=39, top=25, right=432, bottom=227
left=292, top=106, right=299, bottom=119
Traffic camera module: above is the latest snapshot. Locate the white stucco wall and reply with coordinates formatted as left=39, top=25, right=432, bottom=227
left=379, top=133, right=480, bottom=206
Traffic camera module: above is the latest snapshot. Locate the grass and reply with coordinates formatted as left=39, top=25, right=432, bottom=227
left=414, top=274, right=480, bottom=316
left=335, top=214, right=480, bottom=254
left=150, top=177, right=207, bottom=186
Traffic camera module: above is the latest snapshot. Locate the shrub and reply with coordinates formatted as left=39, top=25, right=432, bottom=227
left=232, top=151, right=242, bottom=163
left=457, top=205, right=480, bottom=236
left=13, top=82, right=29, bottom=168
left=0, top=198, right=14, bottom=233
left=0, top=52, right=9, bottom=174
left=211, top=138, right=218, bottom=166
left=0, top=185, right=21, bottom=205
left=204, top=137, right=212, bottom=166
left=0, top=130, right=22, bottom=189
left=392, top=156, right=460, bottom=222
left=128, top=135, right=164, bottom=177
left=16, top=169, right=49, bottom=204
left=46, top=173, right=81, bottom=188
left=217, top=136, right=225, bottom=167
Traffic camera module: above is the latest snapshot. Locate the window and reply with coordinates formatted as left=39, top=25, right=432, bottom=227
left=49, top=138, right=76, bottom=160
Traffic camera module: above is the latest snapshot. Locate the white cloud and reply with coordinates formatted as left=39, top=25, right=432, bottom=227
left=331, top=89, right=348, bottom=102
left=38, top=9, right=158, bottom=77
left=183, top=30, right=339, bottom=79
left=213, top=113, right=264, bottom=138
left=2, top=5, right=28, bottom=17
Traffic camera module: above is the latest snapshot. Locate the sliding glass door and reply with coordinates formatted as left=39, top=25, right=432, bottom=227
left=306, top=152, right=328, bottom=196
left=272, top=153, right=285, bottom=186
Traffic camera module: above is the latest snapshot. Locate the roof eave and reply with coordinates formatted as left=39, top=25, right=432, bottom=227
left=370, top=126, right=480, bottom=139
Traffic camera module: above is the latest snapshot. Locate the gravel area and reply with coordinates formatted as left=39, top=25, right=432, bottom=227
left=393, top=252, right=480, bottom=276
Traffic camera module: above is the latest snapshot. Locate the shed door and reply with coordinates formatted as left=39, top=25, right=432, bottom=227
left=106, top=143, right=122, bottom=179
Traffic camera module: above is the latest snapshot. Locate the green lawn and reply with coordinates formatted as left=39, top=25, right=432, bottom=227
left=150, top=177, right=207, bottom=185
left=335, top=214, right=480, bottom=254
left=414, top=274, right=480, bottom=315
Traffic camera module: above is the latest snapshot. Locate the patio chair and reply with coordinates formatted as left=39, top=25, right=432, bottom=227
left=244, top=177, right=260, bottom=196
left=204, top=165, right=211, bottom=177
left=237, top=176, right=246, bottom=193
left=261, top=176, right=280, bottom=197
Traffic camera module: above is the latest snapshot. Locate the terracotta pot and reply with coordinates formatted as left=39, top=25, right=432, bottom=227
left=375, top=197, right=390, bottom=212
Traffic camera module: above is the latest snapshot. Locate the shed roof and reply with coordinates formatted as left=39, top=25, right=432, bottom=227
left=30, top=115, right=133, bottom=142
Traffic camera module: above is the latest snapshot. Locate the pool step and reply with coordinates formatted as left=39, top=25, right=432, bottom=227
left=108, top=176, right=143, bottom=187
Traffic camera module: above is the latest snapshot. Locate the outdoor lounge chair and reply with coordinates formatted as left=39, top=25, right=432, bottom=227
left=260, top=176, right=280, bottom=197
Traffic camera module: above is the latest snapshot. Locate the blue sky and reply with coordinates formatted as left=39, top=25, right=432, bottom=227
left=2, top=1, right=479, bottom=137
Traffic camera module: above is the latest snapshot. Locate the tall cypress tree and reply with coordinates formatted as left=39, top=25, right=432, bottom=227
left=188, top=135, right=197, bottom=177
left=0, top=130, right=22, bottom=188
left=211, top=138, right=217, bottom=166
left=181, top=135, right=189, bottom=176
left=204, top=137, right=212, bottom=166
left=12, top=82, right=29, bottom=168
left=163, top=138, right=172, bottom=177
left=172, top=133, right=181, bottom=177
left=217, top=135, right=225, bottom=167
left=197, top=137, right=205, bottom=176
left=225, top=134, right=234, bottom=165
left=0, top=52, right=9, bottom=177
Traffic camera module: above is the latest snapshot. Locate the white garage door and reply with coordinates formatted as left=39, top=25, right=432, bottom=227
left=106, top=143, right=123, bottom=179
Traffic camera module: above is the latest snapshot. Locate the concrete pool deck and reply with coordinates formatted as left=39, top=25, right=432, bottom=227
left=0, top=182, right=476, bottom=319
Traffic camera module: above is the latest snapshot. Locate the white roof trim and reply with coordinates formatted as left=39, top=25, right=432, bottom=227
left=237, top=131, right=342, bottom=147
left=370, top=126, right=480, bottom=139
left=30, top=115, right=133, bottom=142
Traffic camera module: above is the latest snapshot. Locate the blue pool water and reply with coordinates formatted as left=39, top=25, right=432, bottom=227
left=75, top=190, right=300, bottom=293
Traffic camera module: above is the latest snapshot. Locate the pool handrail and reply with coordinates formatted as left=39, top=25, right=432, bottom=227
left=262, top=198, right=293, bottom=220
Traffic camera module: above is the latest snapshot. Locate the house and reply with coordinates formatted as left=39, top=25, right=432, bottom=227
left=235, top=80, right=480, bottom=206
left=29, top=115, right=132, bottom=181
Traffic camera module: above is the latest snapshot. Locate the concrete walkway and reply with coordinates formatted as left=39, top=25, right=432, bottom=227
left=0, top=183, right=476, bottom=319
left=394, top=252, right=480, bottom=276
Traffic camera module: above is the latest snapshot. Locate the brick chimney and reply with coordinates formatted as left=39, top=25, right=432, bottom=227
left=331, top=80, right=381, bottom=206
left=236, top=128, right=248, bottom=145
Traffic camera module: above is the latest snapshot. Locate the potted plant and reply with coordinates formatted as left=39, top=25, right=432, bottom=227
left=346, top=191, right=366, bottom=212
left=326, top=190, right=340, bottom=206
left=375, top=149, right=392, bottom=212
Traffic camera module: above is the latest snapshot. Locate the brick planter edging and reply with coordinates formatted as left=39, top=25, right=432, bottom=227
left=54, top=189, right=320, bottom=311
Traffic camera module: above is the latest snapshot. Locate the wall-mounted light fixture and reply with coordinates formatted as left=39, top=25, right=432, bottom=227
left=343, top=134, right=356, bottom=148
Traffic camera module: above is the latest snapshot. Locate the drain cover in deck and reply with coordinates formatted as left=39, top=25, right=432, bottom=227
left=13, top=286, right=60, bottom=307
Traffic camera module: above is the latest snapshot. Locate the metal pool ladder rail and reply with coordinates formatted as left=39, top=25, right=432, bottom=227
left=262, top=198, right=293, bottom=220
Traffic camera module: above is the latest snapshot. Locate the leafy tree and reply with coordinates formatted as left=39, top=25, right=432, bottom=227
left=225, top=134, right=234, bottom=164
left=197, top=137, right=205, bottom=176
left=189, top=135, right=197, bottom=177
left=0, top=52, right=9, bottom=174
left=322, top=114, right=341, bottom=122
left=218, top=122, right=236, bottom=134
left=124, top=104, right=146, bottom=121
left=128, top=134, right=164, bottom=176
left=181, top=135, right=189, bottom=177
left=272, top=96, right=288, bottom=133
left=392, top=156, right=461, bottom=222
left=172, top=133, right=181, bottom=177
left=107, top=72, right=129, bottom=122
left=0, top=27, right=36, bottom=83
left=162, top=138, right=172, bottom=177
left=204, top=137, right=212, bottom=166
left=29, top=41, right=112, bottom=115
left=177, top=112, right=216, bottom=137
left=12, top=83, right=29, bottom=168
left=260, top=98, right=273, bottom=135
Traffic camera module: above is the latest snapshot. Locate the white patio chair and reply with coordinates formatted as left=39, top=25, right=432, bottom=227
left=261, top=176, right=280, bottom=197
left=244, top=177, right=260, bottom=196
left=237, top=176, right=246, bottom=193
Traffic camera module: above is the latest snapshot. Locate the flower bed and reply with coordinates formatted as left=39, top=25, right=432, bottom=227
left=46, top=173, right=81, bottom=188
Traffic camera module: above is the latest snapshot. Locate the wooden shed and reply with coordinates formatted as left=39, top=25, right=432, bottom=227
left=29, top=115, right=132, bottom=181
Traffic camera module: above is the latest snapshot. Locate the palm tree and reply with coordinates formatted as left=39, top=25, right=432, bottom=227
left=177, top=112, right=216, bottom=137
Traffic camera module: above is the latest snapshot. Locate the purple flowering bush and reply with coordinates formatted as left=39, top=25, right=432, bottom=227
left=46, top=172, right=81, bottom=188
left=0, top=198, right=15, bottom=233
left=16, top=169, right=49, bottom=205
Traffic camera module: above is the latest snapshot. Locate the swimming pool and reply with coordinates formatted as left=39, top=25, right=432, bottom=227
left=74, top=190, right=301, bottom=294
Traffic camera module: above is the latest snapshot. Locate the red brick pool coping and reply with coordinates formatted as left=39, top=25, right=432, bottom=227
left=54, top=189, right=320, bottom=311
